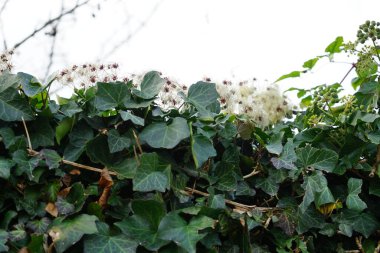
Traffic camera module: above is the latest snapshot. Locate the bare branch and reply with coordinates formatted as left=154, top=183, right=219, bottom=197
left=12, top=0, right=91, bottom=49
left=0, top=0, right=10, bottom=15
left=44, top=0, right=65, bottom=80
left=101, top=0, right=163, bottom=60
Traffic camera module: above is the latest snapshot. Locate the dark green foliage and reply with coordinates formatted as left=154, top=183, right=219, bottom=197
left=1, top=23, right=380, bottom=253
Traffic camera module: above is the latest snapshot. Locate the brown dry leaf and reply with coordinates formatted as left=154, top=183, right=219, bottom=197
left=69, top=169, right=81, bottom=175
left=61, top=173, right=71, bottom=186
left=18, top=247, right=28, bottom=253
left=58, top=187, right=71, bottom=198
left=45, top=202, right=58, bottom=217
left=98, top=168, right=114, bottom=208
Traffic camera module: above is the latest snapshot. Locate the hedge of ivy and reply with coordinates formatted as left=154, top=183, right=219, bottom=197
left=0, top=22, right=380, bottom=253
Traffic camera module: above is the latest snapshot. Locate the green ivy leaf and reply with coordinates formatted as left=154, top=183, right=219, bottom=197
left=271, top=139, right=297, bottom=170
left=0, top=230, right=8, bottom=252
left=255, top=176, right=279, bottom=196
left=346, top=178, right=367, bottom=211
left=30, top=118, right=55, bottom=148
left=325, top=36, right=343, bottom=54
left=86, top=135, right=116, bottom=166
left=302, top=58, right=319, bottom=70
left=12, top=150, right=40, bottom=180
left=191, top=134, right=216, bottom=168
left=132, top=71, right=165, bottom=99
left=140, top=117, right=189, bottom=149
left=0, top=72, right=19, bottom=93
left=27, top=234, right=44, bottom=253
left=60, top=101, right=82, bottom=117
left=119, top=110, right=144, bottom=126
left=49, top=214, right=98, bottom=253
left=0, top=127, right=15, bottom=148
left=158, top=213, right=215, bottom=253
left=110, top=158, right=137, bottom=179
left=352, top=213, right=379, bottom=238
left=296, top=207, right=325, bottom=234
left=187, top=81, right=219, bottom=109
left=266, top=132, right=284, bottom=155
left=115, top=199, right=168, bottom=251
left=0, top=158, right=14, bottom=179
left=107, top=129, right=131, bottom=153
left=95, top=82, right=131, bottom=111
left=39, top=149, right=61, bottom=169
left=0, top=88, right=34, bottom=121
left=133, top=153, right=171, bottom=192
left=276, top=71, right=301, bottom=82
left=55, top=117, right=74, bottom=145
left=84, top=233, right=138, bottom=253
left=299, top=171, right=327, bottom=213
left=17, top=72, right=44, bottom=97
left=296, top=145, right=338, bottom=172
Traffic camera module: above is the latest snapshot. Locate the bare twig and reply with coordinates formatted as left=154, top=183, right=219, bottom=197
left=0, top=0, right=11, bottom=49
left=101, top=0, right=163, bottom=60
left=339, top=64, right=355, bottom=85
left=181, top=187, right=280, bottom=213
left=0, top=0, right=10, bottom=15
left=12, top=0, right=91, bottom=49
left=243, top=167, right=260, bottom=179
left=44, top=0, right=65, bottom=80
left=132, top=130, right=143, bottom=154
left=21, top=117, right=32, bottom=150
left=355, top=236, right=364, bottom=253
left=133, top=145, right=140, bottom=166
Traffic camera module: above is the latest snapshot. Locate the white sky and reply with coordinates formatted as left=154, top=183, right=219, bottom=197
left=1, top=0, right=380, bottom=97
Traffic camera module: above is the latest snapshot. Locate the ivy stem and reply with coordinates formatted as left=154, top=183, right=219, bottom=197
left=339, top=64, right=355, bottom=85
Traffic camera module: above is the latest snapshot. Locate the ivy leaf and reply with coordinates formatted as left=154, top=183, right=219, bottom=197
left=271, top=138, right=297, bottom=170
left=255, top=176, right=279, bottom=196
left=107, top=129, right=131, bottom=153
left=110, top=158, right=138, bottom=179
left=56, top=197, right=75, bottom=215
left=0, top=230, right=8, bottom=252
left=299, top=171, right=327, bottom=213
left=49, top=214, right=98, bottom=253
left=60, top=101, right=82, bottom=117
left=84, top=223, right=138, bottom=253
left=133, top=153, right=171, bottom=192
left=0, top=72, right=19, bottom=93
left=296, top=207, right=325, bottom=234
left=213, top=162, right=238, bottom=192
left=55, top=117, right=74, bottom=145
left=140, top=117, right=189, bottom=149
left=302, top=58, right=319, bottom=70
left=276, top=71, right=301, bottom=82
left=296, top=145, right=338, bottom=172
left=39, top=149, right=61, bottom=169
left=187, top=81, right=219, bottom=109
left=115, top=199, right=168, bottom=251
left=119, top=110, right=144, bottom=126
left=86, top=135, right=117, bottom=166
left=0, top=158, right=14, bottom=179
left=17, top=72, right=44, bottom=97
left=26, top=218, right=51, bottom=234
left=30, top=118, right=55, bottom=148
left=325, top=36, right=343, bottom=54
left=266, top=132, right=284, bottom=155
left=346, top=178, right=367, bottom=211
left=12, top=150, right=40, bottom=180
left=0, top=127, right=15, bottom=148
left=133, top=71, right=165, bottom=99
left=191, top=134, right=216, bottom=168
left=352, top=213, right=379, bottom=238
left=158, top=213, right=215, bottom=253
left=94, top=82, right=131, bottom=111
left=0, top=88, right=34, bottom=121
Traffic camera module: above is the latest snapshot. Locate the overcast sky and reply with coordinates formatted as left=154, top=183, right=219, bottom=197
left=2, top=0, right=380, bottom=97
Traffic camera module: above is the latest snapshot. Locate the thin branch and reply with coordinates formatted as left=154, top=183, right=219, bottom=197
left=132, top=129, right=143, bottom=154
left=12, top=0, right=91, bottom=49
left=0, top=0, right=10, bottom=15
left=339, top=64, right=355, bottom=85
left=44, top=0, right=65, bottom=80
left=101, top=0, right=163, bottom=60
left=181, top=187, right=280, bottom=212
left=243, top=167, right=260, bottom=179
left=21, top=117, right=32, bottom=150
